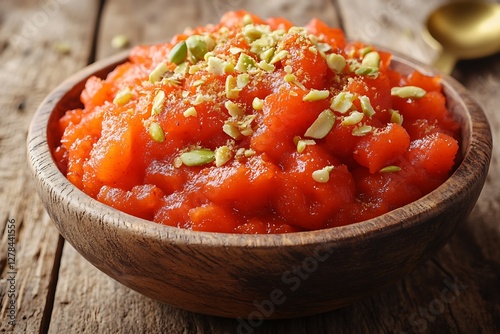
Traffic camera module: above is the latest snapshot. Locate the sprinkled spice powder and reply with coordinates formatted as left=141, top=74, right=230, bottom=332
left=53, top=11, right=461, bottom=234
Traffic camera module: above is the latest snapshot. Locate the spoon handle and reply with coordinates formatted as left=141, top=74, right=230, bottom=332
left=433, top=50, right=457, bottom=75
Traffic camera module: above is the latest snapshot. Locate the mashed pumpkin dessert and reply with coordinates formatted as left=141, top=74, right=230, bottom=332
left=53, top=11, right=460, bottom=233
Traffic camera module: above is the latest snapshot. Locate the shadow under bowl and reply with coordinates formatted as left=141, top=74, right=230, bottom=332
left=27, top=50, right=492, bottom=319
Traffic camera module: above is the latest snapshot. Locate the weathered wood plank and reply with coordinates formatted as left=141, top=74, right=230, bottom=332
left=0, top=0, right=100, bottom=332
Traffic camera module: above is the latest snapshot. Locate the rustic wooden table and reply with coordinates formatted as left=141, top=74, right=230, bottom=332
left=1, top=0, right=499, bottom=333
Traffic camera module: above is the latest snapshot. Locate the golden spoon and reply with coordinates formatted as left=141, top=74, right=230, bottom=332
left=425, top=1, right=500, bottom=74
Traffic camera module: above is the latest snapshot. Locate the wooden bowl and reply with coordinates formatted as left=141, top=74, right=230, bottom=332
left=27, top=50, right=492, bottom=319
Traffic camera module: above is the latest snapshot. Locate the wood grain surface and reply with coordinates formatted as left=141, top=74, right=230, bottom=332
left=0, top=0, right=99, bottom=332
left=1, top=0, right=500, bottom=333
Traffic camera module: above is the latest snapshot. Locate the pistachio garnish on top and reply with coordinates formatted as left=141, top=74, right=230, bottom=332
left=391, top=86, right=427, bottom=99
left=168, top=41, right=188, bottom=65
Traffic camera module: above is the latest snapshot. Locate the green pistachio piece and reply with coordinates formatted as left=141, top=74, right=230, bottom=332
left=341, top=111, right=364, bottom=126
left=303, top=90, right=330, bottom=102
left=391, top=86, right=427, bottom=99
left=180, top=149, right=215, bottom=166
left=326, top=54, right=346, bottom=73
left=361, top=51, right=380, bottom=69
left=312, top=166, right=334, bottom=183
left=331, top=92, right=356, bottom=113
left=359, top=95, right=375, bottom=117
left=235, top=53, right=257, bottom=73
left=148, top=122, right=165, bottom=142
left=149, top=62, right=169, bottom=83
left=186, top=35, right=208, bottom=62
left=379, top=166, right=402, bottom=173
left=304, top=109, right=336, bottom=139
left=168, top=41, right=187, bottom=65
left=151, top=90, right=166, bottom=115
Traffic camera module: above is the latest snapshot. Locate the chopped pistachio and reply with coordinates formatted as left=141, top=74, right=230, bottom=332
left=235, top=53, right=257, bottom=73
left=225, top=62, right=235, bottom=74
left=341, top=111, right=364, bottom=126
left=303, top=89, right=330, bottom=102
left=259, top=48, right=275, bottom=62
left=243, top=14, right=253, bottom=26
left=215, top=146, right=233, bottom=167
left=258, top=60, right=275, bottom=72
left=284, top=65, right=293, bottom=74
left=379, top=165, right=402, bottom=173
left=148, top=122, right=165, bottom=142
left=284, top=73, right=296, bottom=83
left=359, top=95, right=375, bottom=117
left=225, top=101, right=244, bottom=117
left=355, top=66, right=379, bottom=77
left=193, top=79, right=205, bottom=87
left=312, top=166, right=334, bottom=183
left=160, top=75, right=181, bottom=86
left=252, top=97, right=264, bottom=110
left=240, top=126, right=253, bottom=137
left=295, top=137, right=316, bottom=153
left=304, top=109, right=336, bottom=139
left=361, top=51, right=380, bottom=69
left=236, top=73, right=250, bottom=89
left=346, top=47, right=356, bottom=58
left=348, top=59, right=362, bottom=72
left=218, top=26, right=230, bottom=35
left=151, top=90, right=166, bottom=115
left=54, top=42, right=71, bottom=54
left=173, top=157, right=183, bottom=168
left=250, top=35, right=273, bottom=56
left=244, top=149, right=256, bottom=157
left=223, top=122, right=242, bottom=140
left=391, top=86, right=427, bottom=99
left=229, top=47, right=244, bottom=55
left=288, top=26, right=308, bottom=34
left=390, top=109, right=404, bottom=125
left=180, top=149, right=215, bottom=166
left=189, top=64, right=201, bottom=74
left=111, top=34, right=129, bottom=49
left=243, top=25, right=264, bottom=41
left=113, top=87, right=133, bottom=105
left=192, top=95, right=207, bottom=106
left=326, top=54, right=346, bottom=73
left=168, top=41, right=187, bottom=65
left=204, top=35, right=216, bottom=52
left=352, top=124, right=373, bottom=136
left=270, top=50, right=289, bottom=64
left=204, top=51, right=215, bottom=61
left=183, top=106, right=197, bottom=117
left=174, top=62, right=188, bottom=75
left=148, top=62, right=169, bottom=83
left=359, top=46, right=374, bottom=57
left=225, top=75, right=241, bottom=99
left=296, top=140, right=307, bottom=153
left=330, top=91, right=355, bottom=113
left=308, top=34, right=320, bottom=45
left=316, top=43, right=332, bottom=53
left=238, top=115, right=256, bottom=136
left=208, top=56, right=234, bottom=75
left=235, top=147, right=246, bottom=159
left=292, top=80, right=307, bottom=90
left=186, top=35, right=208, bottom=62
